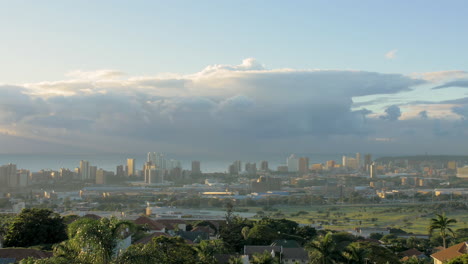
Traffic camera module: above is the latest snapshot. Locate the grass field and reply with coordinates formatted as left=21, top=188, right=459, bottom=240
left=237, top=202, right=468, bottom=234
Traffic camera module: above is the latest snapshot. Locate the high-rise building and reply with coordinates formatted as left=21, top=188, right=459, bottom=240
left=148, top=152, right=166, bottom=169
left=370, top=163, right=376, bottom=178
left=90, top=166, right=97, bottom=180
left=364, top=154, right=372, bottom=171
left=342, top=156, right=358, bottom=170
left=245, top=163, right=257, bottom=176
left=0, top=163, right=17, bottom=188
left=116, top=165, right=125, bottom=178
left=287, top=154, right=299, bottom=172
left=127, top=158, right=136, bottom=177
left=17, top=169, right=29, bottom=187
left=356, top=153, right=362, bottom=169
left=234, top=160, right=242, bottom=173
left=192, top=161, right=201, bottom=174
left=96, top=169, right=108, bottom=184
left=260, top=161, right=269, bottom=171
left=229, top=160, right=242, bottom=175
left=80, top=160, right=90, bottom=180
left=298, top=157, right=309, bottom=174
left=326, top=160, right=336, bottom=170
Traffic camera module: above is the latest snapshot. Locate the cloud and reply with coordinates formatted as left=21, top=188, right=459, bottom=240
left=3, top=59, right=468, bottom=156
left=433, top=79, right=468, bottom=89
left=418, top=110, right=428, bottom=119
left=380, top=105, right=401, bottom=121
left=411, top=70, right=468, bottom=83
left=385, top=49, right=398, bottom=59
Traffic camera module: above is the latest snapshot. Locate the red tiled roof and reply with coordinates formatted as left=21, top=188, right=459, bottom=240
left=431, top=242, right=468, bottom=262
left=400, top=248, right=424, bottom=258
left=134, top=216, right=165, bottom=231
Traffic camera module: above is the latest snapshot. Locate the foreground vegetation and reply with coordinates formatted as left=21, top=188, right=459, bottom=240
left=1, top=206, right=467, bottom=264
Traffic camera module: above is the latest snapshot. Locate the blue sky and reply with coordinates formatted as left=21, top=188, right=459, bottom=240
left=2, top=0, right=468, bottom=82
left=1, top=1, right=468, bottom=156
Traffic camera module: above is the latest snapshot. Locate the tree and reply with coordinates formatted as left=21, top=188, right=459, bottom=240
left=295, top=226, right=317, bottom=245
left=3, top=208, right=67, bottom=248
left=247, top=224, right=278, bottom=245
left=428, top=213, right=457, bottom=248
left=342, top=243, right=369, bottom=264
left=446, top=254, right=468, bottom=264
left=306, top=232, right=343, bottom=264
left=228, top=256, right=244, bottom=264
left=351, top=241, right=401, bottom=264
left=251, top=251, right=278, bottom=264
left=116, top=236, right=198, bottom=264
left=53, top=217, right=134, bottom=264
left=195, top=239, right=227, bottom=264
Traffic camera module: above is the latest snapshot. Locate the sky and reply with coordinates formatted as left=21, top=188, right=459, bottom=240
left=1, top=0, right=468, bottom=158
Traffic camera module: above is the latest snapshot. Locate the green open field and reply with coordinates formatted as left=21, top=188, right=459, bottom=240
left=238, top=202, right=468, bottom=234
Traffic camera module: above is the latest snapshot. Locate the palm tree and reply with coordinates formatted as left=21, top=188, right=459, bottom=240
left=428, top=213, right=457, bottom=248
left=343, top=243, right=369, bottom=264
left=55, top=217, right=134, bottom=264
left=306, top=232, right=343, bottom=264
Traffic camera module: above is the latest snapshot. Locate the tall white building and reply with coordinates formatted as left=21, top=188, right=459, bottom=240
left=287, top=154, right=299, bottom=172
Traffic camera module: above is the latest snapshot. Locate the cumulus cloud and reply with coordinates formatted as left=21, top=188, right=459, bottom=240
left=418, top=110, right=428, bottom=119
left=2, top=59, right=468, bottom=156
left=380, top=105, right=401, bottom=121
left=385, top=49, right=398, bottom=59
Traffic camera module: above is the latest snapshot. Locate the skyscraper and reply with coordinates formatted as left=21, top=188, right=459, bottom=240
left=260, top=161, right=269, bottom=171
left=80, top=160, right=90, bottom=180
left=298, top=157, right=309, bottom=174
left=356, top=153, right=362, bottom=169
left=287, top=154, right=299, bottom=172
left=0, top=163, right=17, bottom=188
left=364, top=154, right=372, bottom=171
left=192, top=161, right=201, bottom=174
left=116, top=165, right=125, bottom=178
left=370, top=163, right=376, bottom=178
left=127, top=158, right=136, bottom=177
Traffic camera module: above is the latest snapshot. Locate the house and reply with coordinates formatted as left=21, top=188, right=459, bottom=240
left=0, top=248, right=53, bottom=264
left=399, top=248, right=426, bottom=262
left=350, top=227, right=390, bottom=238
left=153, top=219, right=187, bottom=232
left=176, top=230, right=209, bottom=243
left=244, top=245, right=309, bottom=264
left=431, top=242, right=467, bottom=264
left=133, top=216, right=166, bottom=232
left=134, top=231, right=172, bottom=244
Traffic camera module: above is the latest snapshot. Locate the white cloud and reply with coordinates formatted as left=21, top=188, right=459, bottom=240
left=385, top=49, right=398, bottom=59
left=411, top=70, right=468, bottom=83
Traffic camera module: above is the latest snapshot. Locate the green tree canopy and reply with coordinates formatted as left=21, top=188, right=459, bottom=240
left=446, top=254, right=468, bottom=264
left=3, top=208, right=67, bottom=248
left=116, top=236, right=198, bottom=264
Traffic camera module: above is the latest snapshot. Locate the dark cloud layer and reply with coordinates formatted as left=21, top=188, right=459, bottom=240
left=1, top=59, right=468, bottom=156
